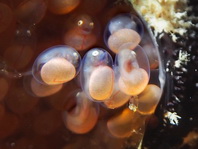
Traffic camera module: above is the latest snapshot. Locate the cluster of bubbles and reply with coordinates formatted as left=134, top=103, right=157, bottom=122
left=0, top=0, right=164, bottom=144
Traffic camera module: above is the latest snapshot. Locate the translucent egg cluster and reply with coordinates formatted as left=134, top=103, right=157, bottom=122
left=0, top=0, right=164, bottom=148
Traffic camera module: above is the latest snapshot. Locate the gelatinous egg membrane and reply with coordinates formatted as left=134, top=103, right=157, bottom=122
left=0, top=0, right=165, bottom=148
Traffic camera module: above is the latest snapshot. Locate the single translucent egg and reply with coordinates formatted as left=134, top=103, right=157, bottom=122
left=63, top=14, right=99, bottom=51
left=4, top=43, right=34, bottom=70
left=107, top=108, right=144, bottom=138
left=32, top=45, right=81, bottom=85
left=135, top=84, right=162, bottom=115
left=15, top=0, right=47, bottom=26
left=63, top=91, right=99, bottom=134
left=3, top=26, right=36, bottom=71
left=104, top=13, right=144, bottom=53
left=80, top=48, right=114, bottom=101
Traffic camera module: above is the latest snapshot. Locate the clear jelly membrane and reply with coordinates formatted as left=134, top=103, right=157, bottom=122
left=15, top=0, right=47, bottom=26
left=63, top=13, right=100, bottom=51
left=104, top=13, right=144, bottom=54
left=80, top=48, right=114, bottom=102
left=0, top=0, right=165, bottom=149
left=32, top=45, right=81, bottom=85
left=62, top=89, right=100, bottom=134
